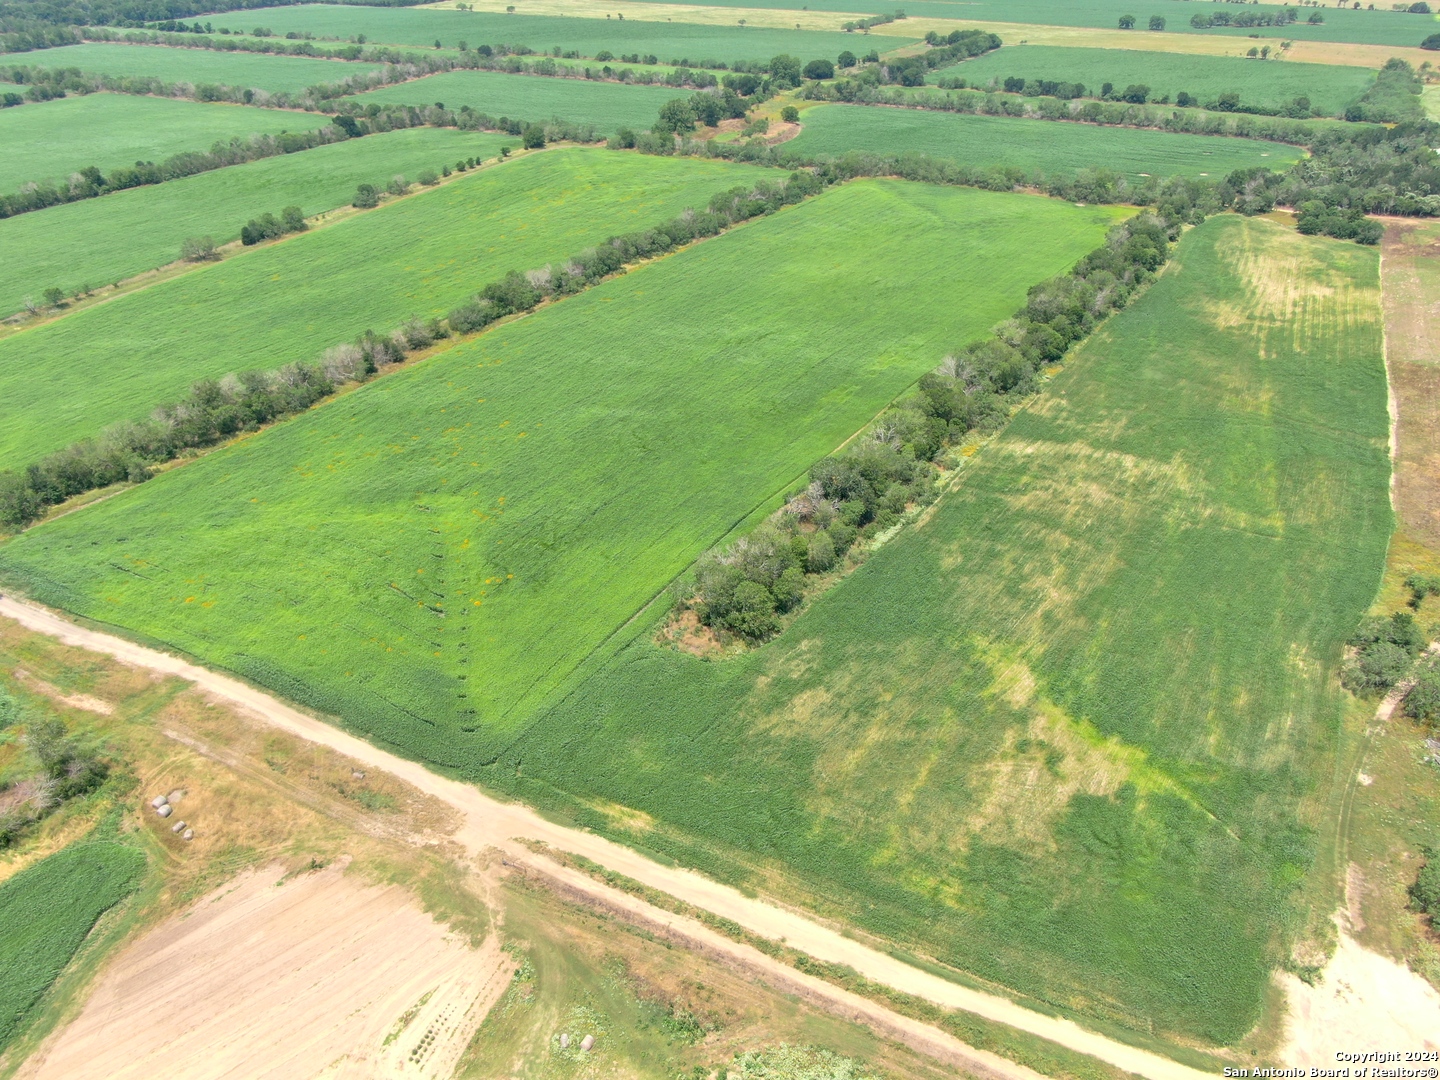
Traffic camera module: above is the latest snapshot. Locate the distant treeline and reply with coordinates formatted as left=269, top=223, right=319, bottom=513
left=0, top=172, right=828, bottom=532
left=682, top=214, right=1175, bottom=642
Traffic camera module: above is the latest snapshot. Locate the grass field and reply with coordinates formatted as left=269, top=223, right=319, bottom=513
left=347, top=69, right=684, bottom=132
left=0, top=149, right=775, bottom=469
left=465, top=215, right=1391, bottom=1046
left=35, top=42, right=384, bottom=95
left=935, top=45, right=1375, bottom=116
left=0, top=92, right=324, bottom=191
left=0, top=181, right=1123, bottom=771
left=0, top=127, right=512, bottom=321
left=224, top=5, right=908, bottom=62
left=787, top=103, right=1304, bottom=180
left=0, top=841, right=146, bottom=1050
left=617, top=0, right=1440, bottom=47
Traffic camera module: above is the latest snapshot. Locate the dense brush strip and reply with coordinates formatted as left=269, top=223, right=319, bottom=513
left=675, top=212, right=1174, bottom=646
left=0, top=170, right=828, bottom=532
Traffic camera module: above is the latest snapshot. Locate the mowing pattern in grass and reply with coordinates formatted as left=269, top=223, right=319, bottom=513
left=30, top=42, right=384, bottom=95
left=477, top=216, right=1392, bottom=1045
left=0, top=841, right=146, bottom=1050
left=0, top=182, right=1123, bottom=771
left=787, top=103, right=1303, bottom=179
left=227, top=5, right=908, bottom=61
left=0, top=92, right=325, bottom=192
left=0, top=148, right=772, bottom=469
left=0, top=128, right=512, bottom=321
left=935, top=45, right=1374, bottom=115
left=347, top=69, right=686, bottom=133
left=621, top=0, right=1439, bottom=48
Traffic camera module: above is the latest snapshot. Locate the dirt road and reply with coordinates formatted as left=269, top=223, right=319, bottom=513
left=0, top=594, right=1213, bottom=1080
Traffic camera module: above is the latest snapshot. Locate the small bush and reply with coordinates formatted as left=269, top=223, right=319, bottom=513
left=418, top=169, right=439, bottom=186
left=352, top=183, right=378, bottom=209
left=386, top=175, right=409, bottom=196
left=180, top=236, right=217, bottom=262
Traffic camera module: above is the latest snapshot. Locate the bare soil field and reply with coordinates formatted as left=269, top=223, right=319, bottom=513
left=18, top=861, right=511, bottom=1080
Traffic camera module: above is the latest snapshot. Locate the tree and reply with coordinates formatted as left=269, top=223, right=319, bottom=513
left=281, top=205, right=306, bottom=232
left=654, top=97, right=697, bottom=134
left=780, top=105, right=799, bottom=122
left=180, top=236, right=217, bottom=261
left=1423, top=32, right=1440, bottom=49
left=1148, top=15, right=1165, bottom=30
left=1408, top=2, right=1431, bottom=12
left=838, top=49, right=857, bottom=67
left=1307, top=10, right=1324, bottom=22
left=1118, top=14, right=1136, bottom=28
left=1122, top=83, right=1150, bottom=103
left=352, top=183, right=378, bottom=209
left=417, top=169, right=440, bottom=185
left=803, top=58, right=834, bottom=79
left=386, top=174, right=409, bottom=196
left=725, top=580, right=779, bottom=640
left=1406, top=663, right=1440, bottom=727
left=769, top=53, right=803, bottom=87
left=331, top=113, right=361, bottom=138
left=42, top=287, right=65, bottom=308
left=521, top=123, right=546, bottom=148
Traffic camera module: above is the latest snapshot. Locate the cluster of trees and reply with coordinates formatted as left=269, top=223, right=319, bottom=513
left=0, top=113, right=355, bottom=220
left=841, top=10, right=903, bottom=32
left=1341, top=612, right=1429, bottom=693
left=0, top=700, right=109, bottom=849
left=239, top=204, right=307, bottom=245
left=684, top=214, right=1173, bottom=645
left=0, top=0, right=419, bottom=33
left=932, top=70, right=1324, bottom=117
left=0, top=362, right=340, bottom=530
left=1344, top=56, right=1426, bottom=122
left=1296, top=200, right=1385, bottom=242
left=1189, top=5, right=1303, bottom=27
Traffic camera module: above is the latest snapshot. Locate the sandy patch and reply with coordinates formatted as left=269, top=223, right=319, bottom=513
left=1279, top=929, right=1440, bottom=1062
left=12, top=667, right=114, bottom=714
left=19, top=860, right=511, bottom=1080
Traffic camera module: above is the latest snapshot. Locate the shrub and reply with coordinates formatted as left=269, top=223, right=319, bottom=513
left=1423, top=33, right=1440, bottom=49
left=386, top=175, right=409, bottom=196
left=1342, top=612, right=1426, bottom=694
left=781, top=105, right=800, bottom=122
left=1411, top=849, right=1440, bottom=922
left=352, top=183, right=378, bottom=209
left=1148, top=15, right=1166, bottom=30
left=1404, top=661, right=1440, bottom=727
left=521, top=123, right=546, bottom=148
left=804, top=58, right=835, bottom=80
left=180, top=236, right=217, bottom=262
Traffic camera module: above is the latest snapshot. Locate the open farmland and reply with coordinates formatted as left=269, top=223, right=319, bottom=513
left=0, top=92, right=324, bottom=191
left=935, top=45, right=1375, bottom=116
left=0, top=841, right=146, bottom=1051
left=0, top=148, right=774, bottom=468
left=0, top=127, right=511, bottom=321
left=474, top=215, right=1392, bottom=1045
left=33, top=42, right=384, bottom=95
left=787, top=103, right=1304, bottom=179
left=0, top=181, right=1124, bottom=768
left=223, top=4, right=908, bottom=62
left=346, top=69, right=686, bottom=133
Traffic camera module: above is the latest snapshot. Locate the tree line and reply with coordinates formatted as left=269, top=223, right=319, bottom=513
left=0, top=172, right=828, bottom=532
left=680, top=215, right=1174, bottom=643
left=952, top=73, right=1326, bottom=120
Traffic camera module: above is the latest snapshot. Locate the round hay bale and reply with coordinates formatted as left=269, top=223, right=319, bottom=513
left=170, top=820, right=186, bottom=833
left=150, top=795, right=168, bottom=809
left=157, top=804, right=173, bottom=818
left=182, top=829, right=194, bottom=841
left=580, top=1035, right=594, bottom=1052
left=167, top=788, right=186, bottom=804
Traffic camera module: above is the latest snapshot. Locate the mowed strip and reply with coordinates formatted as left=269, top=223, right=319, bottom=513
left=0, top=148, right=774, bottom=468
left=787, top=103, right=1304, bottom=179
left=0, top=127, right=513, bottom=320
left=0, top=182, right=1125, bottom=769
left=31, top=41, right=384, bottom=95
left=346, top=69, right=686, bottom=133
left=489, top=216, right=1392, bottom=1046
left=0, top=92, right=326, bottom=191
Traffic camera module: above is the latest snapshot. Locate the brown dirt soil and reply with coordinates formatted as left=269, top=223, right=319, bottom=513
left=1382, top=222, right=1440, bottom=559
left=16, top=860, right=512, bottom=1080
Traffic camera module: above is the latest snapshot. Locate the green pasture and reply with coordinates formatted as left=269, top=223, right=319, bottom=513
left=619, top=0, right=1439, bottom=47
left=0, top=92, right=324, bottom=191
left=474, top=215, right=1391, bottom=1046
left=347, top=69, right=683, bottom=132
left=0, top=181, right=1123, bottom=774
left=0, top=127, right=511, bottom=321
left=34, top=42, right=384, bottom=95
left=787, top=103, right=1304, bottom=179
left=0, top=841, right=146, bottom=1050
left=222, top=5, right=909, bottom=62
left=935, top=45, right=1374, bottom=116
left=0, top=148, right=771, bottom=468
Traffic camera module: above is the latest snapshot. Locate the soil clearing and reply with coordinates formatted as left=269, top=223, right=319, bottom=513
left=0, top=593, right=1211, bottom=1080
left=16, top=859, right=511, bottom=1080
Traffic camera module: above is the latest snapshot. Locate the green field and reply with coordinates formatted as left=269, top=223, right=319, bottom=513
left=467, top=215, right=1391, bottom=1045
left=619, top=0, right=1440, bottom=47
left=0, top=127, right=512, bottom=320
left=0, top=92, right=324, bottom=191
left=788, top=103, right=1304, bottom=179
left=224, top=5, right=910, bottom=62
left=36, top=42, right=384, bottom=95
left=0, top=181, right=1123, bottom=771
left=347, top=69, right=684, bottom=132
left=0, top=149, right=775, bottom=469
left=0, top=841, right=146, bottom=1050
left=935, top=45, right=1375, bottom=116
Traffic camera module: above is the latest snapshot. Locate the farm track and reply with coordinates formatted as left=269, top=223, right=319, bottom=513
left=0, top=593, right=1213, bottom=1080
